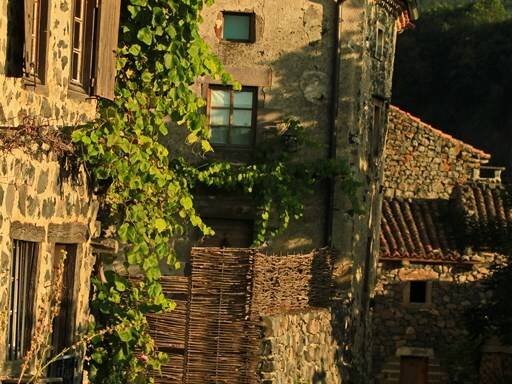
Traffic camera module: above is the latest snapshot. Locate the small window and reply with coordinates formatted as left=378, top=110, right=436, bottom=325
left=208, top=86, right=257, bottom=146
left=370, top=98, right=385, bottom=158
left=24, top=0, right=50, bottom=83
left=70, top=0, right=96, bottom=91
left=374, top=25, right=385, bottom=60
left=223, top=12, right=255, bottom=42
left=409, top=281, right=427, bottom=303
left=7, top=240, right=38, bottom=361
left=70, top=0, right=122, bottom=100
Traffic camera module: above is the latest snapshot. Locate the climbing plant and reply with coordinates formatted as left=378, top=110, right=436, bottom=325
left=70, top=1, right=361, bottom=383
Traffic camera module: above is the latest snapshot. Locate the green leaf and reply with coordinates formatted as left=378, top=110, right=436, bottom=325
left=154, top=218, right=167, bottom=233
left=137, top=27, right=153, bottom=45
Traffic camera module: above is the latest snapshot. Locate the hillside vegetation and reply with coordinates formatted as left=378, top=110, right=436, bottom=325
left=393, top=0, right=512, bottom=171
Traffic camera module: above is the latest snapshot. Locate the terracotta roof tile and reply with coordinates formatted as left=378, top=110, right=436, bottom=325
left=380, top=198, right=462, bottom=262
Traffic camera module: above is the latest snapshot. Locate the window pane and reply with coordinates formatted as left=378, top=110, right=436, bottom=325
left=211, top=126, right=229, bottom=144
left=211, top=90, right=230, bottom=107
left=223, top=14, right=251, bottom=41
left=210, top=109, right=230, bottom=126
left=231, top=127, right=252, bottom=145
left=233, top=91, right=253, bottom=108
left=72, top=52, right=80, bottom=81
left=74, top=0, right=82, bottom=18
left=233, top=110, right=252, bottom=127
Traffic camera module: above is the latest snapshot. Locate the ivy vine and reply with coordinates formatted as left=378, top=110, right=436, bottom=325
left=70, top=1, right=361, bottom=383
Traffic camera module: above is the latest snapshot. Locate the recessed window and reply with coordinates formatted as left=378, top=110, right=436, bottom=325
left=370, top=98, right=385, bottom=158
left=7, top=240, right=38, bottom=361
left=24, top=0, right=50, bottom=83
left=70, top=0, right=95, bottom=90
left=409, top=281, right=427, bottom=303
left=223, top=12, right=255, bottom=42
left=374, top=25, right=385, bottom=60
left=69, top=0, right=122, bottom=100
left=208, top=86, right=257, bottom=146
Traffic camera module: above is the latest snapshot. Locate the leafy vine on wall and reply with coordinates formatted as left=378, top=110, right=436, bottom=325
left=69, top=1, right=361, bottom=383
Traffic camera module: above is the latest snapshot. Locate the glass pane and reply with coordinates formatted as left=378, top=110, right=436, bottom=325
left=74, top=0, right=82, bottom=18
left=211, top=90, right=230, bottom=107
left=233, top=91, right=253, bottom=108
left=211, top=126, right=228, bottom=144
left=73, top=21, right=81, bottom=49
left=231, top=127, right=252, bottom=145
left=210, top=109, right=229, bottom=126
left=72, top=52, right=80, bottom=81
left=223, top=14, right=251, bottom=41
left=232, top=110, right=252, bottom=127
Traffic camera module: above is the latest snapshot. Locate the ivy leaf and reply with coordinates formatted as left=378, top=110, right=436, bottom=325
left=180, top=196, right=193, bottom=210
left=154, top=218, right=167, bottom=233
left=128, top=44, right=141, bottom=56
left=137, top=27, right=153, bottom=45
left=117, top=328, right=133, bottom=343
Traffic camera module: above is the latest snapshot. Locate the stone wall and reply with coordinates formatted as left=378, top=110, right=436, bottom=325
left=0, top=0, right=99, bottom=378
left=372, top=253, right=507, bottom=384
left=259, top=309, right=341, bottom=384
left=0, top=0, right=97, bottom=127
left=0, top=148, right=98, bottom=377
left=384, top=106, right=490, bottom=199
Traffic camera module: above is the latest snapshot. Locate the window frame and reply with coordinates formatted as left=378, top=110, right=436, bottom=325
left=24, top=0, right=50, bottom=85
left=207, top=85, right=258, bottom=148
left=374, top=23, right=386, bottom=61
left=222, top=12, right=256, bottom=43
left=403, top=280, right=433, bottom=306
left=69, top=0, right=96, bottom=94
left=6, top=240, right=39, bottom=362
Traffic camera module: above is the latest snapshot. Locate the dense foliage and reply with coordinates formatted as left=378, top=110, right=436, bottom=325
left=393, top=0, right=512, bottom=170
left=70, top=1, right=359, bottom=383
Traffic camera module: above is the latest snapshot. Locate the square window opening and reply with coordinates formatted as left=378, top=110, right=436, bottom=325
left=223, top=12, right=255, bottom=42
left=208, top=86, right=257, bottom=147
left=409, top=281, right=427, bottom=304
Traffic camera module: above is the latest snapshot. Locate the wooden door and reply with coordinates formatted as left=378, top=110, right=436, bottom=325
left=400, top=356, right=428, bottom=384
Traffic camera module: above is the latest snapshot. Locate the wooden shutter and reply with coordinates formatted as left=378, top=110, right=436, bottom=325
left=93, top=0, right=121, bottom=100
left=400, top=356, right=428, bottom=384
left=24, top=0, right=35, bottom=77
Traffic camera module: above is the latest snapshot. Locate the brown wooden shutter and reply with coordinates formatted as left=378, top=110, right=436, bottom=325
left=24, top=0, right=35, bottom=77
left=92, top=0, right=122, bottom=100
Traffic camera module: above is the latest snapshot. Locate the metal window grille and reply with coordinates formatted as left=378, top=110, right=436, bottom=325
left=7, top=240, right=38, bottom=361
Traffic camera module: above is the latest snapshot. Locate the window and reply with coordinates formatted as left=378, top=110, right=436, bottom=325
left=70, top=0, right=122, bottom=100
left=223, top=12, right=255, bottom=42
left=51, top=244, right=78, bottom=352
left=208, top=86, right=257, bottom=146
left=370, top=98, right=385, bottom=159
left=70, top=0, right=95, bottom=89
left=404, top=280, right=432, bottom=305
left=199, top=219, right=254, bottom=248
left=374, top=25, right=385, bottom=60
left=24, top=0, right=49, bottom=83
left=7, top=240, right=38, bottom=361
left=48, top=244, right=78, bottom=381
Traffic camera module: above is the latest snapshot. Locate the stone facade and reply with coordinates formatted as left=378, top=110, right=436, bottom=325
left=373, top=108, right=511, bottom=383
left=193, top=2, right=417, bottom=381
left=260, top=310, right=341, bottom=384
left=373, top=254, right=506, bottom=384
left=384, top=106, right=490, bottom=199
left=0, top=0, right=110, bottom=380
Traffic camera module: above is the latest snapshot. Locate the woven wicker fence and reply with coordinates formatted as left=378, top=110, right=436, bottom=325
left=149, top=247, right=335, bottom=384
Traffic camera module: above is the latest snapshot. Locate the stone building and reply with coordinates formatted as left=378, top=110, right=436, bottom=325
left=372, top=107, right=511, bottom=383
left=0, top=1, right=120, bottom=382
left=158, top=1, right=419, bottom=383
